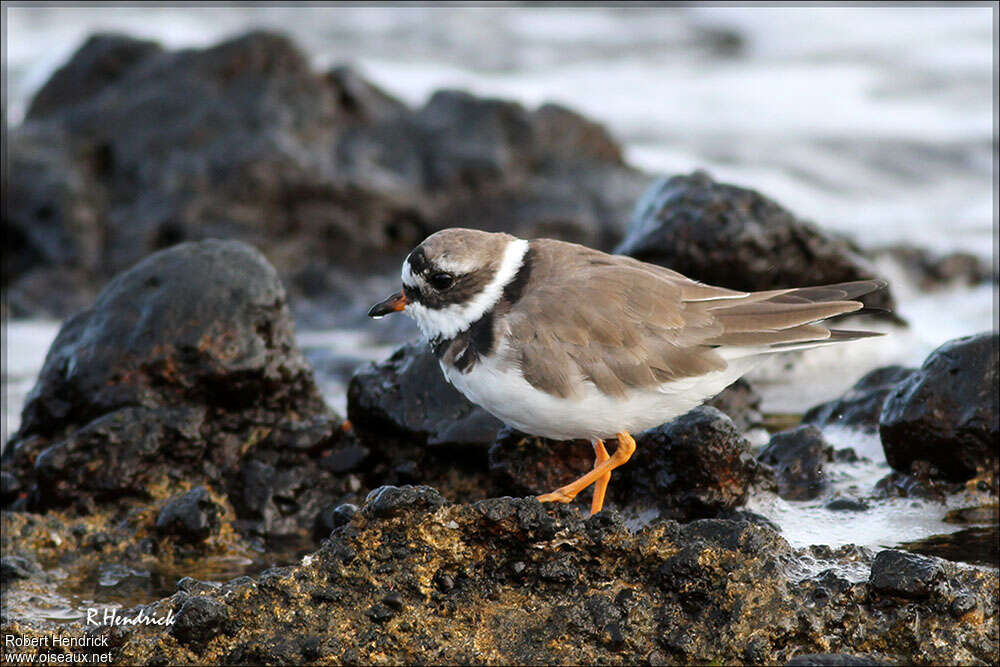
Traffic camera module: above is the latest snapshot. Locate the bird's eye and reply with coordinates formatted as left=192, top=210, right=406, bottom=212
left=429, top=272, right=455, bottom=290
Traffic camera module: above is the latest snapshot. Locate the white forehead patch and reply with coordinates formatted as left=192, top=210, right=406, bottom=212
left=405, top=238, right=529, bottom=341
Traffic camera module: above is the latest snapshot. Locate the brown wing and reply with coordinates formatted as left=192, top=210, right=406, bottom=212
left=503, top=239, right=884, bottom=399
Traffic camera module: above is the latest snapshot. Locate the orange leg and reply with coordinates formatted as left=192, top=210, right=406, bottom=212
left=538, top=432, right=636, bottom=515
left=590, top=439, right=611, bottom=516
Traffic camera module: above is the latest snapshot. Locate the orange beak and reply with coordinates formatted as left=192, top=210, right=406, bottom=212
left=368, top=291, right=408, bottom=318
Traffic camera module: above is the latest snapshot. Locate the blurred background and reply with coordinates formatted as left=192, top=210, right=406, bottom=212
left=4, top=4, right=994, bottom=428
left=1, top=3, right=996, bottom=601
left=6, top=5, right=993, bottom=253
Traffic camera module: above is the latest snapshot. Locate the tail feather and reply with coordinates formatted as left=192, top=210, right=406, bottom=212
left=714, top=300, right=862, bottom=333
left=701, top=279, right=887, bottom=355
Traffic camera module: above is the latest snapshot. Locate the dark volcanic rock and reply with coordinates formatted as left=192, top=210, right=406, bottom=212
left=786, top=655, right=882, bottom=666
left=362, top=485, right=446, bottom=520
left=803, top=365, right=915, bottom=433
left=621, top=407, right=763, bottom=517
left=13, top=239, right=321, bottom=435
left=0, top=472, right=22, bottom=507
left=758, top=425, right=832, bottom=501
left=872, top=471, right=951, bottom=501
left=869, top=550, right=943, bottom=599
left=316, top=503, right=358, bottom=536
left=490, top=406, right=763, bottom=519
left=614, top=171, right=895, bottom=314
left=705, top=378, right=764, bottom=434
left=30, top=406, right=206, bottom=509
left=348, top=342, right=503, bottom=449
left=6, top=31, right=645, bottom=318
left=875, top=243, right=995, bottom=291
left=155, top=487, right=222, bottom=544
left=2, top=240, right=347, bottom=536
left=879, top=332, right=998, bottom=481
left=26, top=33, right=163, bottom=120
left=824, top=497, right=869, bottom=512
left=170, top=595, right=230, bottom=648
left=1, top=554, right=42, bottom=581
left=97, top=495, right=997, bottom=665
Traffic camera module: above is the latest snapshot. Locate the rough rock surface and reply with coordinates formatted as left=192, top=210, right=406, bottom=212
left=490, top=406, right=765, bottom=519
left=5, top=31, right=645, bottom=318
left=879, top=332, right=998, bottom=481
left=348, top=342, right=503, bottom=449
left=874, top=243, right=995, bottom=291
left=155, top=487, right=223, bottom=544
left=869, top=549, right=943, bottom=599
left=614, top=171, right=895, bottom=314
left=803, top=365, right=915, bottom=433
left=1, top=240, right=350, bottom=536
left=12, top=494, right=990, bottom=665
left=785, top=655, right=883, bottom=666
left=758, top=425, right=833, bottom=501
left=705, top=377, right=765, bottom=434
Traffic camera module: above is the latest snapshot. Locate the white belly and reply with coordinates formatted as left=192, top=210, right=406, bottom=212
left=441, top=345, right=758, bottom=441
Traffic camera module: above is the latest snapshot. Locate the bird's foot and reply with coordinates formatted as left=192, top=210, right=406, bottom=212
left=537, top=432, right=636, bottom=516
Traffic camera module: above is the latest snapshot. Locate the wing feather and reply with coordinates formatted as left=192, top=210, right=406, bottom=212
left=503, top=240, right=885, bottom=399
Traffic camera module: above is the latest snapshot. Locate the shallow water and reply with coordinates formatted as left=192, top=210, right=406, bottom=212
left=745, top=426, right=996, bottom=562
left=1, top=534, right=315, bottom=625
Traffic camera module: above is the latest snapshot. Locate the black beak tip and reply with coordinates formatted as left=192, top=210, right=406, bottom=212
left=368, top=292, right=407, bottom=319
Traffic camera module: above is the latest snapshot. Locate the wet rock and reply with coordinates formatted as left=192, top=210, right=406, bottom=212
left=9, top=495, right=1000, bottom=665
left=614, top=171, right=895, bottom=314
left=320, top=442, right=370, bottom=473
left=491, top=406, right=762, bottom=519
left=27, top=34, right=163, bottom=119
left=879, top=332, right=998, bottom=481
left=316, top=503, right=358, bottom=536
left=869, top=550, right=942, bottom=599
left=872, top=470, right=951, bottom=501
left=715, top=509, right=782, bottom=532
left=362, top=485, right=446, bottom=519
left=0, top=472, right=21, bottom=506
left=11, top=239, right=322, bottom=439
left=488, top=428, right=594, bottom=501
left=30, top=406, right=206, bottom=508
left=7, top=31, right=644, bottom=319
left=348, top=342, right=503, bottom=449
left=262, top=415, right=340, bottom=454
left=621, top=408, right=763, bottom=518
left=832, top=447, right=861, bottom=463
left=875, top=243, right=995, bottom=290
left=803, top=365, right=915, bottom=433
left=786, top=655, right=882, bottom=666
left=824, top=497, right=869, bottom=512
left=2, top=240, right=345, bottom=536
left=944, top=505, right=998, bottom=524
left=758, top=425, right=832, bottom=501
left=155, top=487, right=222, bottom=544
left=170, top=595, right=229, bottom=648
left=1, top=555, right=41, bottom=581
left=705, top=378, right=764, bottom=434
left=231, top=458, right=340, bottom=537
left=175, top=577, right=221, bottom=596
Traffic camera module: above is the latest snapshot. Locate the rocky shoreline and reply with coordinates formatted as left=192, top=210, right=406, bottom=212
left=3, top=31, right=998, bottom=666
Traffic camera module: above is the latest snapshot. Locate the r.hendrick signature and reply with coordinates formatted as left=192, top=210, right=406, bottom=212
left=86, top=607, right=175, bottom=626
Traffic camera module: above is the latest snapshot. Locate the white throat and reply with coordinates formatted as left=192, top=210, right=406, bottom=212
left=404, top=238, right=529, bottom=341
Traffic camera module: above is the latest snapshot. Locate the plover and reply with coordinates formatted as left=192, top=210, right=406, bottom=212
left=369, top=228, right=884, bottom=515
